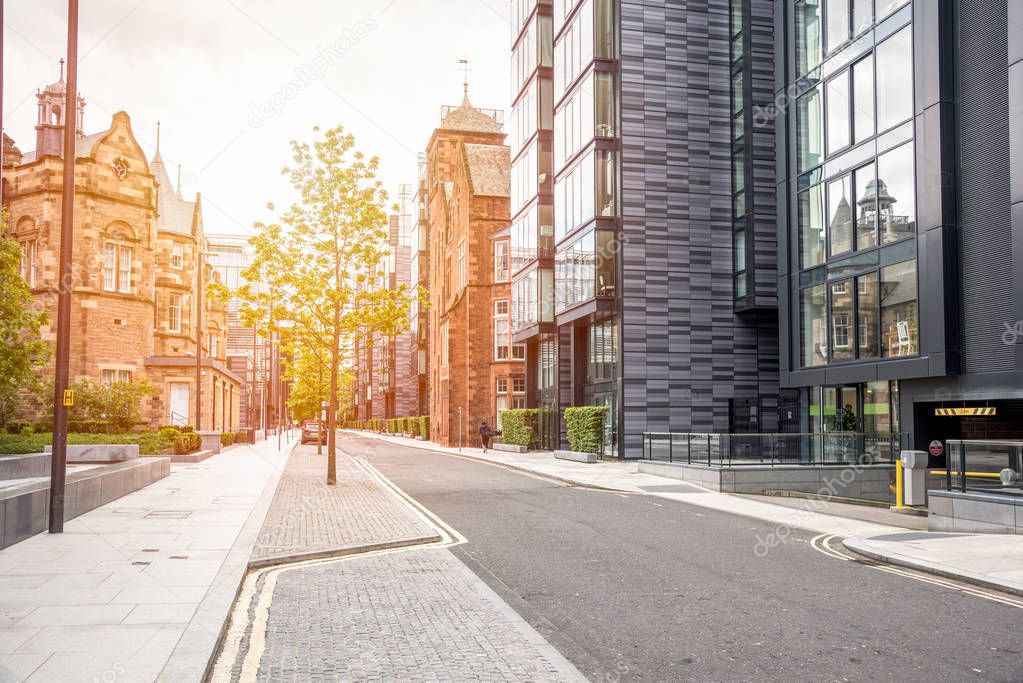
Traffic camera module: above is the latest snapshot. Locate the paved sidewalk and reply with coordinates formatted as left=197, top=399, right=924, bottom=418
left=0, top=436, right=295, bottom=683
left=251, top=448, right=436, bottom=565
left=844, top=532, right=1023, bottom=596
left=216, top=448, right=584, bottom=682
left=255, top=548, right=585, bottom=682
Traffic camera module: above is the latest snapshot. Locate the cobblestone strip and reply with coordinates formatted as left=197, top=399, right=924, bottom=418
left=251, top=449, right=436, bottom=562
left=255, top=547, right=586, bottom=682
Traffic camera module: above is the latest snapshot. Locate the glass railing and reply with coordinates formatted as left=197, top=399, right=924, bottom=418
left=642, top=432, right=906, bottom=467
left=946, top=440, right=1023, bottom=495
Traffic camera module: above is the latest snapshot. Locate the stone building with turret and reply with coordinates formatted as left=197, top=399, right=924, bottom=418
left=1, top=68, right=241, bottom=431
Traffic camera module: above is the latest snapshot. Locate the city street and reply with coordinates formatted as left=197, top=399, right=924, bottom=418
left=336, top=433, right=1023, bottom=682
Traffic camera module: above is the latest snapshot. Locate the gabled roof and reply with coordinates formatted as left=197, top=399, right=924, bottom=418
left=463, top=144, right=510, bottom=198
left=151, top=151, right=195, bottom=235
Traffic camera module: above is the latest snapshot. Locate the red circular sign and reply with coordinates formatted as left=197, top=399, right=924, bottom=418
left=929, top=440, right=944, bottom=457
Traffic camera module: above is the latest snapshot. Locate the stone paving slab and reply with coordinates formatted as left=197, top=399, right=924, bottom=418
left=255, top=547, right=585, bottom=682
left=844, top=532, right=1023, bottom=596
left=250, top=449, right=436, bottom=564
left=0, top=437, right=294, bottom=682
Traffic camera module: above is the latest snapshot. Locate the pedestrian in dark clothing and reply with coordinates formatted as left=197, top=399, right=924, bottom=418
left=479, top=420, right=493, bottom=452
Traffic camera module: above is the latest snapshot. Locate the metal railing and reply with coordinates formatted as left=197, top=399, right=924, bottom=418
left=945, top=440, right=1023, bottom=495
left=642, top=432, right=906, bottom=467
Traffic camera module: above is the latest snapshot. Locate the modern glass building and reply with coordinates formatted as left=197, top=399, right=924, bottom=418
left=777, top=0, right=1023, bottom=455
left=511, top=0, right=794, bottom=457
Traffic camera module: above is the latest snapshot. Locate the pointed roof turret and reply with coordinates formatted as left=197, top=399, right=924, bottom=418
left=439, top=89, right=504, bottom=134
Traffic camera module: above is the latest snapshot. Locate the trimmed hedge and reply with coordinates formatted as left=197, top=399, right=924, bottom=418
left=345, top=416, right=431, bottom=439
left=564, top=406, right=608, bottom=455
left=0, top=431, right=176, bottom=456
left=498, top=409, right=538, bottom=448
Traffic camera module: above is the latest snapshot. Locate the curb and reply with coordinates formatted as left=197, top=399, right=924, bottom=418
left=346, top=430, right=633, bottom=494
left=247, top=534, right=443, bottom=570
left=842, top=537, right=1023, bottom=598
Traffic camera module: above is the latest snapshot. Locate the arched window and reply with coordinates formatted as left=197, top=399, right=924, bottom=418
left=50, top=106, right=61, bottom=125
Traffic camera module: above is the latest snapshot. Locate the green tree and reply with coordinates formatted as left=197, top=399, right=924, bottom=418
left=223, top=126, right=416, bottom=484
left=0, top=214, right=50, bottom=427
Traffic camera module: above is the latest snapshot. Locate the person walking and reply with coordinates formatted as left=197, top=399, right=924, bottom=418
left=479, top=420, right=493, bottom=453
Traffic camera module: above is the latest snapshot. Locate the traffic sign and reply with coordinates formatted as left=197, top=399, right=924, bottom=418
left=929, top=440, right=944, bottom=457
left=62, top=389, right=74, bottom=407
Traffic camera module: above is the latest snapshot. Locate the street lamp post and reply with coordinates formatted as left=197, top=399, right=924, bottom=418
left=48, top=0, right=79, bottom=534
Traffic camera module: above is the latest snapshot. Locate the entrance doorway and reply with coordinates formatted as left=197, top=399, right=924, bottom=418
left=169, top=383, right=189, bottom=426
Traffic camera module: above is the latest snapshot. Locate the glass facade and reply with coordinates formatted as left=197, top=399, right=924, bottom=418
left=794, top=5, right=918, bottom=370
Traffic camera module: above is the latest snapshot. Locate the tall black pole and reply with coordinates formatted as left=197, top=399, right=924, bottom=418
left=195, top=246, right=202, bottom=430
left=49, top=0, right=79, bottom=534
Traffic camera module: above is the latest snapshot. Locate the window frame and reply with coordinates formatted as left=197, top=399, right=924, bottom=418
left=168, top=293, right=183, bottom=334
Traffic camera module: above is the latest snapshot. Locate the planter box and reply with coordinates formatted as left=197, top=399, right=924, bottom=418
left=493, top=443, right=527, bottom=454
left=43, top=444, right=140, bottom=463
left=198, top=431, right=222, bottom=455
left=555, top=450, right=598, bottom=463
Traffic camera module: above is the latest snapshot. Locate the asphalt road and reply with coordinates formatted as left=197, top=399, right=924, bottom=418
left=338, top=433, right=1023, bottom=682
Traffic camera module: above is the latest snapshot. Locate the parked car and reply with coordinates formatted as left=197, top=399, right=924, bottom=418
left=301, top=422, right=325, bottom=445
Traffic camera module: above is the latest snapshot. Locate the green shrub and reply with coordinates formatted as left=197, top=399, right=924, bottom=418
left=499, top=409, right=538, bottom=448
left=179, top=425, right=195, bottom=434
left=220, top=432, right=235, bottom=447
left=68, top=420, right=110, bottom=434
left=419, top=415, right=430, bottom=440
left=6, top=421, right=30, bottom=435
left=564, top=406, right=608, bottom=454
left=33, top=420, right=53, bottom=433
left=173, top=433, right=202, bottom=455
left=19, top=425, right=34, bottom=437
left=159, top=426, right=182, bottom=440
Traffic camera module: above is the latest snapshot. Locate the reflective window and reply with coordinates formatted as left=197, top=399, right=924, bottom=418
left=799, top=184, right=825, bottom=268
left=827, top=175, right=853, bottom=256
left=826, top=70, right=850, bottom=154
left=595, top=150, right=616, bottom=218
left=494, top=240, right=510, bottom=283
left=554, top=0, right=613, bottom=96
left=852, top=55, right=874, bottom=142
left=881, top=260, right=918, bottom=358
left=555, top=230, right=595, bottom=312
left=877, top=0, right=909, bottom=21
left=854, top=162, right=877, bottom=250
left=857, top=272, right=879, bottom=358
left=801, top=284, right=828, bottom=366
left=512, top=14, right=553, bottom=95
left=852, top=0, right=872, bottom=36
left=587, top=319, right=616, bottom=383
left=595, top=230, right=615, bottom=297
left=796, top=0, right=822, bottom=76
left=877, top=142, right=915, bottom=244
left=797, top=86, right=823, bottom=172
left=825, top=0, right=849, bottom=53
left=554, top=71, right=613, bottom=169
left=830, top=280, right=854, bottom=361
left=876, top=25, right=913, bottom=132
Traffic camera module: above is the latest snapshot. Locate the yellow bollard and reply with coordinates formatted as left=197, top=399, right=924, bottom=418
left=894, top=459, right=906, bottom=509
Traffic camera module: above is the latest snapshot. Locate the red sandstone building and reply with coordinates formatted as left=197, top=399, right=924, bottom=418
left=424, top=90, right=525, bottom=447
left=1, top=71, right=241, bottom=430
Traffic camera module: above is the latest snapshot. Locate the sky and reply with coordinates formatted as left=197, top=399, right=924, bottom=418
left=4, top=0, right=512, bottom=237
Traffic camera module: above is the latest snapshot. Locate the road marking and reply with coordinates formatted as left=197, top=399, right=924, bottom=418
left=210, top=458, right=466, bottom=682
left=810, top=533, right=1023, bottom=610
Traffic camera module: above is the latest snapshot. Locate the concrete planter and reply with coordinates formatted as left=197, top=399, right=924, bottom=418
left=555, top=450, right=598, bottom=463
left=493, top=443, right=527, bottom=454
left=43, top=444, right=140, bottom=463
left=198, top=431, right=222, bottom=455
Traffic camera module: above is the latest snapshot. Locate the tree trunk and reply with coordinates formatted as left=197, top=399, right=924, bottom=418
left=326, top=309, right=340, bottom=485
